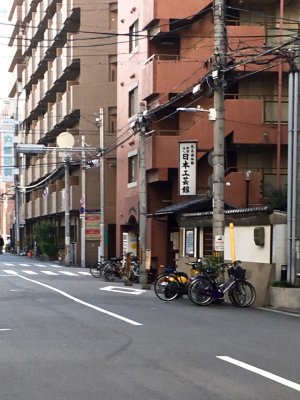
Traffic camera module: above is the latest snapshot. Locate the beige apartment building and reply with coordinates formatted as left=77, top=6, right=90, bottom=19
left=8, top=0, right=117, bottom=264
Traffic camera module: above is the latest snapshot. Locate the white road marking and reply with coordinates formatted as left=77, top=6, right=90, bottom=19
left=19, top=263, right=30, bottom=267
left=217, top=356, right=300, bottom=392
left=3, top=263, right=14, bottom=266
left=0, top=329, right=11, bottom=332
left=15, top=274, right=142, bottom=326
left=40, top=271, right=59, bottom=276
left=34, top=264, right=47, bottom=268
left=100, top=286, right=146, bottom=295
left=2, top=270, right=18, bottom=275
left=78, top=271, right=91, bottom=276
left=22, top=270, right=39, bottom=275
left=258, top=307, right=300, bottom=318
left=48, top=264, right=61, bottom=268
left=59, top=271, right=78, bottom=276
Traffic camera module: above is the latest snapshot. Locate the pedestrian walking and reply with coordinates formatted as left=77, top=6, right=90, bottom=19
left=0, top=235, right=4, bottom=254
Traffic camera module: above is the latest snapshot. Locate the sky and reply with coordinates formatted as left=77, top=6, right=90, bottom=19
left=0, top=0, right=14, bottom=101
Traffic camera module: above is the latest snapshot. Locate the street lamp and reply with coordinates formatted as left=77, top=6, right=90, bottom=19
left=177, top=104, right=225, bottom=253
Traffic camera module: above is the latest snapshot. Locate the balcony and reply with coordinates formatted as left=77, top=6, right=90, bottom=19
left=225, top=98, right=288, bottom=145
left=141, top=0, right=212, bottom=30
left=141, top=54, right=200, bottom=101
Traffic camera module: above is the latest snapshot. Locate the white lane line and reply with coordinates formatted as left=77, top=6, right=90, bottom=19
left=15, top=274, right=142, bottom=326
left=22, top=270, right=39, bottom=275
left=0, top=329, right=11, bottom=332
left=217, top=356, right=300, bottom=392
left=40, top=271, right=59, bottom=276
left=59, top=271, right=78, bottom=276
left=100, top=286, right=146, bottom=295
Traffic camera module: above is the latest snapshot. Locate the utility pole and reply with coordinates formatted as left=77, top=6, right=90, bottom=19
left=287, top=41, right=300, bottom=285
left=14, top=90, right=21, bottom=255
left=80, top=135, right=86, bottom=268
left=99, top=108, right=105, bottom=259
left=212, top=0, right=226, bottom=253
left=64, top=155, right=71, bottom=267
left=138, top=101, right=150, bottom=289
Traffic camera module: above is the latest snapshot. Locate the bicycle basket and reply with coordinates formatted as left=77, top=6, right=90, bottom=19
left=164, top=266, right=176, bottom=274
left=228, top=266, right=246, bottom=280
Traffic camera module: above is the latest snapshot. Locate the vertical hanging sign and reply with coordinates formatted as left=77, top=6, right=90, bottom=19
left=1, top=118, right=16, bottom=183
left=179, top=141, right=197, bottom=195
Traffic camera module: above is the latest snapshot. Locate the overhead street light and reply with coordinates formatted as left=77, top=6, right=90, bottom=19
left=177, top=103, right=224, bottom=254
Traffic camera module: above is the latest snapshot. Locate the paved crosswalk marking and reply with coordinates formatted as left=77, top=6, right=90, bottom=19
left=48, top=264, right=61, bottom=268
left=22, top=270, right=38, bottom=275
left=19, top=263, right=31, bottom=267
left=40, top=271, right=59, bottom=276
left=59, top=271, right=78, bottom=276
left=3, top=270, right=18, bottom=275
left=3, top=263, right=14, bottom=266
left=0, top=267, right=91, bottom=278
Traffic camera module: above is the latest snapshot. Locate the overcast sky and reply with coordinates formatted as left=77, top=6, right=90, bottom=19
left=0, top=0, right=13, bottom=101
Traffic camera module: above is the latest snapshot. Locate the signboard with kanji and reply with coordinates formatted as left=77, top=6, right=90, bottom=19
left=1, top=128, right=15, bottom=183
left=179, top=141, right=197, bottom=195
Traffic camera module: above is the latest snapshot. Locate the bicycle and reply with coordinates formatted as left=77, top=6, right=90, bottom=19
left=90, top=256, right=112, bottom=278
left=187, top=260, right=256, bottom=307
left=154, top=260, right=202, bottom=301
left=104, top=256, right=127, bottom=281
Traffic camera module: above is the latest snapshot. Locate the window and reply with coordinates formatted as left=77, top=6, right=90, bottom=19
left=128, top=86, right=138, bottom=117
left=129, top=20, right=138, bottom=53
left=108, top=107, right=117, bottom=134
left=109, top=3, right=118, bottom=30
left=128, top=151, right=138, bottom=186
left=109, top=55, right=117, bottom=82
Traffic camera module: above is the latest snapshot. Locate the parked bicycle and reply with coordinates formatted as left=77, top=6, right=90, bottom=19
left=187, top=260, right=256, bottom=307
left=90, top=256, right=113, bottom=278
left=154, top=260, right=202, bottom=301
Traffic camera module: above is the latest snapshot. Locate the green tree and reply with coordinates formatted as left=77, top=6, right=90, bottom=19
left=34, top=222, right=58, bottom=258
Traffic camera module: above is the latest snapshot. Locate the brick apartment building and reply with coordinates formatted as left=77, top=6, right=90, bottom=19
left=8, top=0, right=117, bottom=264
left=116, top=1, right=296, bottom=272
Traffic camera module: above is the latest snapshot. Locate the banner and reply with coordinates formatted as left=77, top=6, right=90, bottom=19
left=179, top=141, right=197, bottom=195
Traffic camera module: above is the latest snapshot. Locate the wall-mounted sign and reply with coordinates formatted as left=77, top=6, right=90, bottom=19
left=1, top=128, right=15, bottom=182
left=179, top=141, right=197, bottom=195
left=85, top=212, right=101, bottom=241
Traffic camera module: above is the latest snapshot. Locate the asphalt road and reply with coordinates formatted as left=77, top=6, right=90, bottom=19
left=0, top=253, right=299, bottom=400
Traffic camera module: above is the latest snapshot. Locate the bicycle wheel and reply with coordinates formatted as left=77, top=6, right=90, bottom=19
left=90, top=263, right=101, bottom=278
left=154, top=274, right=181, bottom=301
left=187, top=277, right=214, bottom=306
left=229, top=280, right=256, bottom=307
left=104, top=264, right=118, bottom=281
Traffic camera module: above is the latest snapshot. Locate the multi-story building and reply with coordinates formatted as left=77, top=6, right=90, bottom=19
left=8, top=0, right=118, bottom=264
left=117, top=1, right=295, bottom=273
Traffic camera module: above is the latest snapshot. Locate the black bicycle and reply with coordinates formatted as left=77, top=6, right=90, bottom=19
left=154, top=261, right=203, bottom=301
left=188, top=261, right=256, bottom=307
left=90, top=256, right=115, bottom=278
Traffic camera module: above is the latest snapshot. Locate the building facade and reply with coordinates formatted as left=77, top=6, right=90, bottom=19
left=8, top=0, right=118, bottom=264
left=116, top=1, right=296, bottom=273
